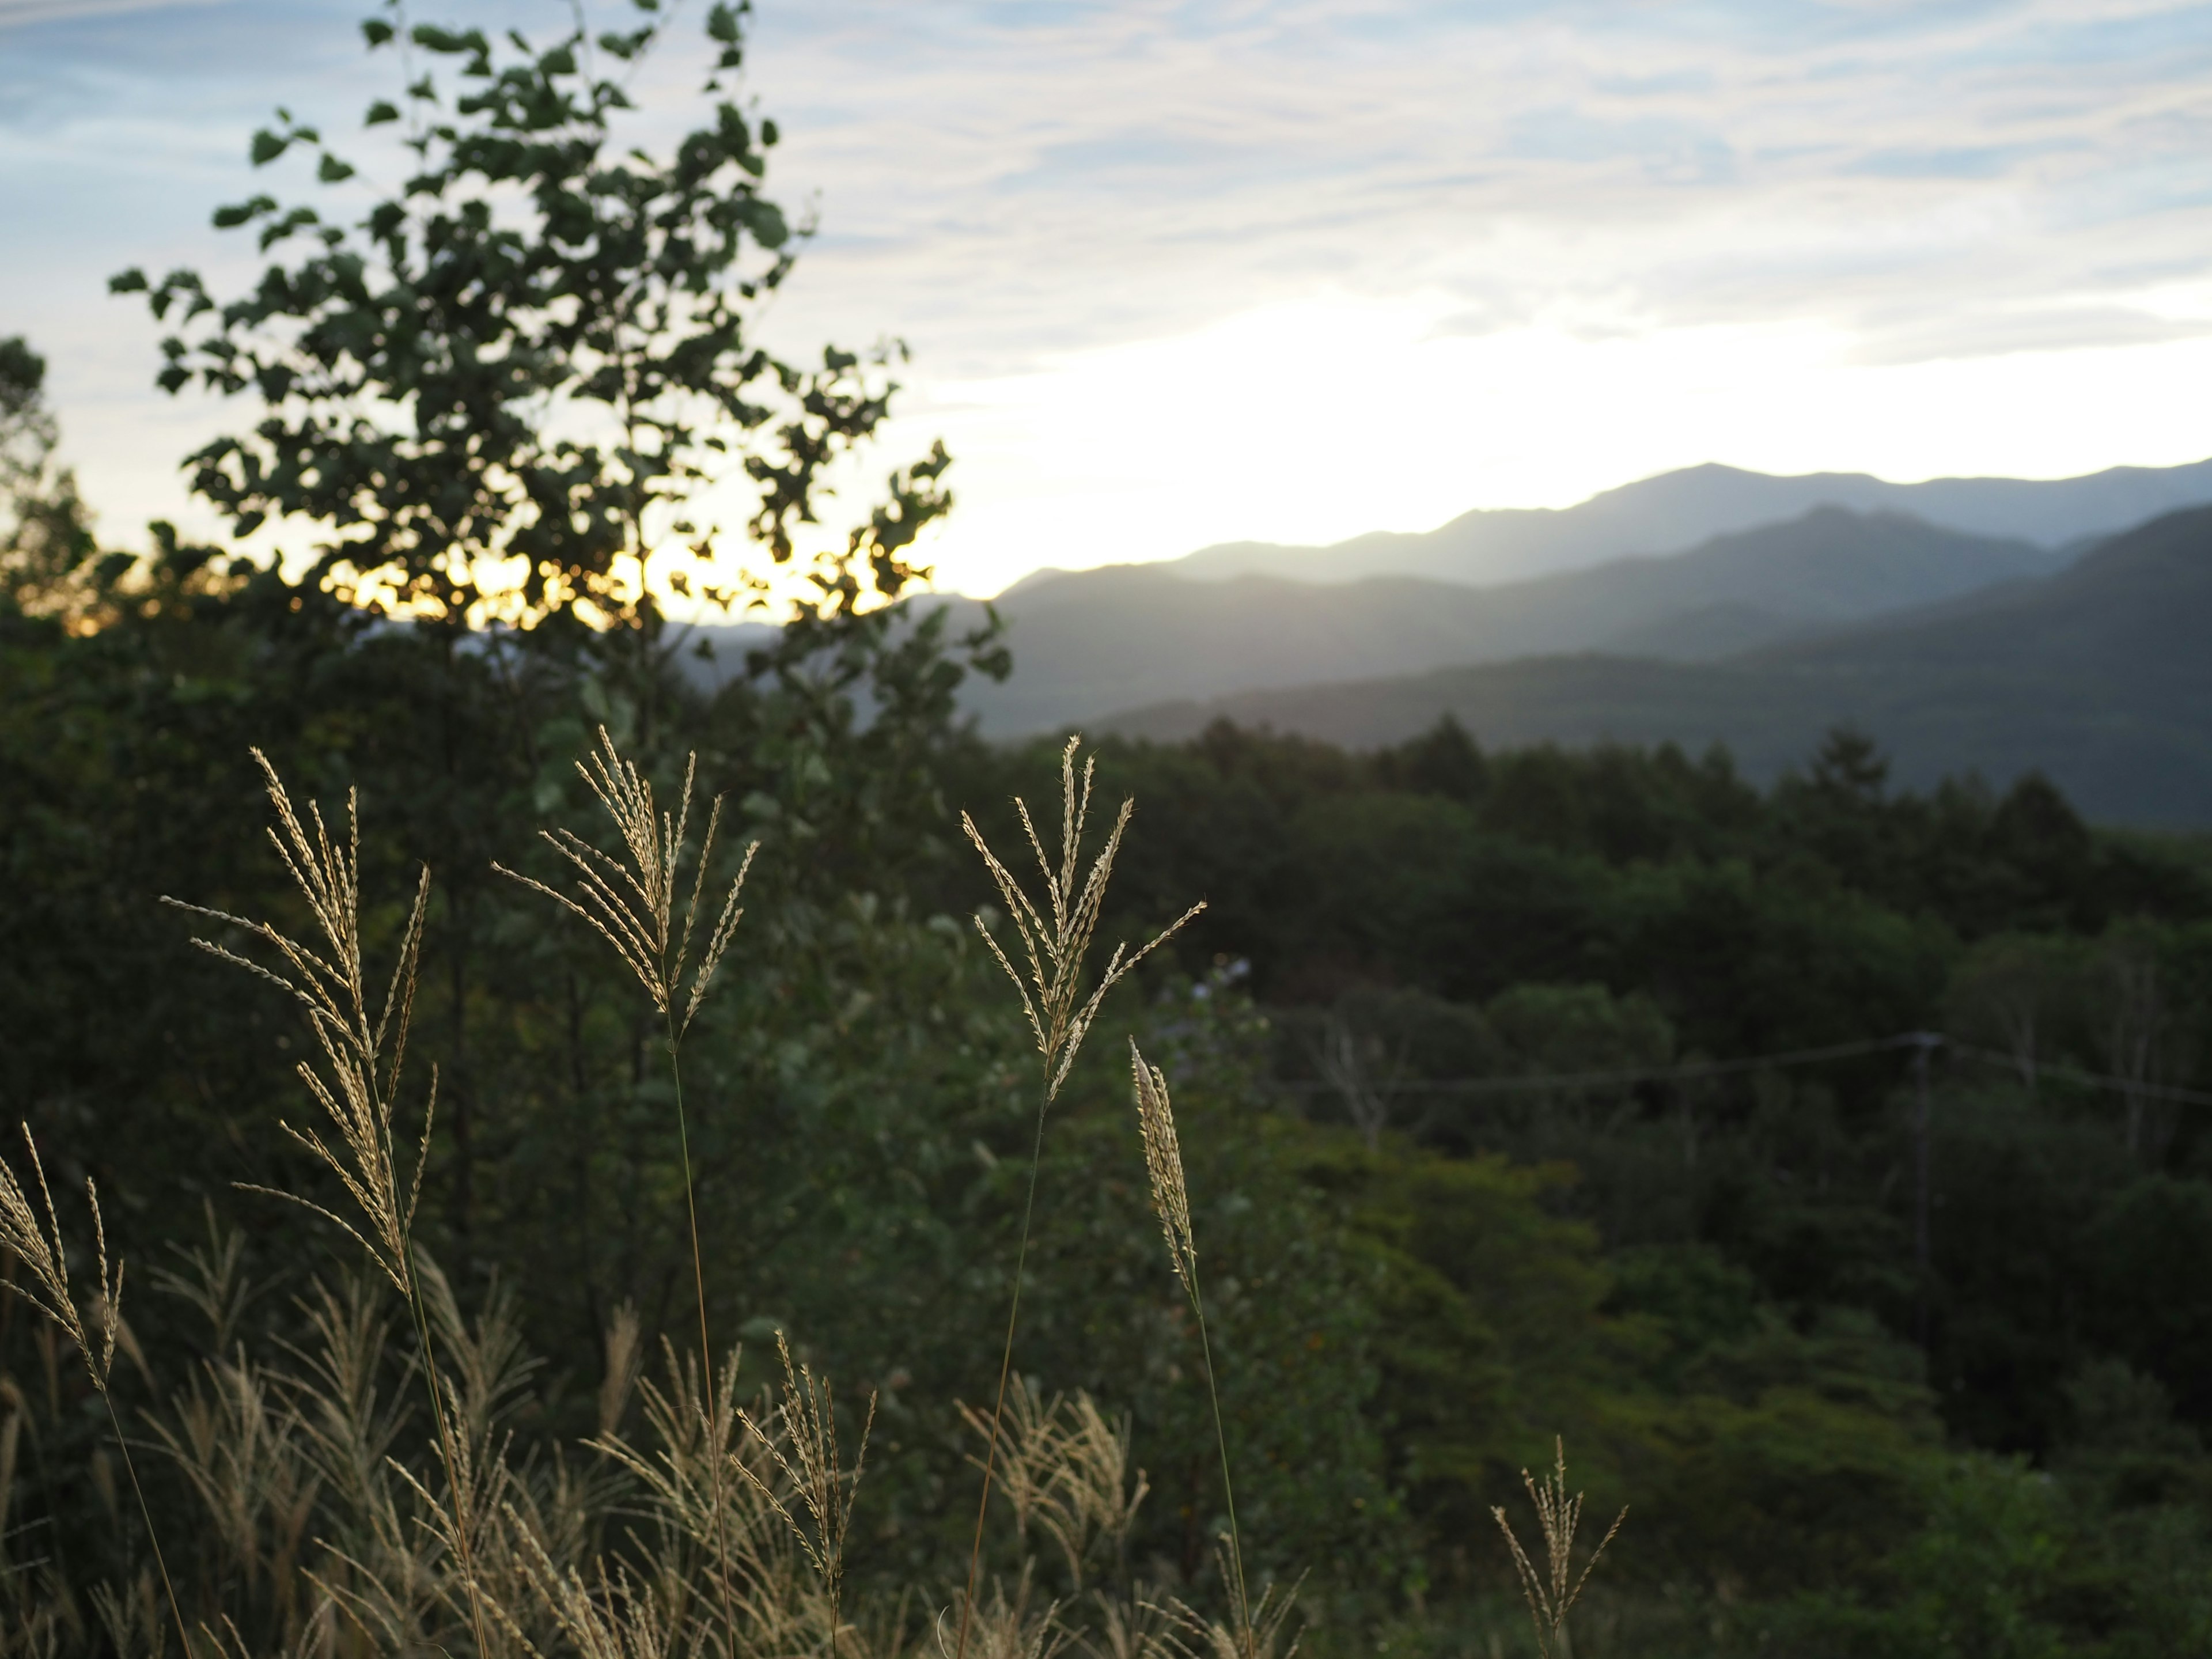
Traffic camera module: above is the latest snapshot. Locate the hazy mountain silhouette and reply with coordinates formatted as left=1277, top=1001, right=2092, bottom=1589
left=1147, top=456, right=2212, bottom=588
left=944, top=507, right=2063, bottom=736
left=1099, top=505, right=2212, bottom=825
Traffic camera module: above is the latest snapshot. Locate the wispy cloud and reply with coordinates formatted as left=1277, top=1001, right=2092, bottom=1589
left=9, top=0, right=2212, bottom=593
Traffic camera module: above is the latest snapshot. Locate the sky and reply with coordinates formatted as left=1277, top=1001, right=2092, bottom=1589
left=8, top=0, right=2212, bottom=598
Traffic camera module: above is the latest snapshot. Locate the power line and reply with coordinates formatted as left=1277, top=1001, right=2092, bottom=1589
left=1270, top=1031, right=2212, bottom=1108
left=1268, top=1033, right=1915, bottom=1099
left=1946, top=1041, right=2212, bottom=1108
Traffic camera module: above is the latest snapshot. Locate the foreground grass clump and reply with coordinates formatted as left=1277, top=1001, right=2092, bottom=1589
left=6, top=736, right=1589, bottom=1659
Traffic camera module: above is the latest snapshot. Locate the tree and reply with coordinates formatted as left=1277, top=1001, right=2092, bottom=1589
left=0, top=336, right=106, bottom=619
left=111, top=0, right=950, bottom=638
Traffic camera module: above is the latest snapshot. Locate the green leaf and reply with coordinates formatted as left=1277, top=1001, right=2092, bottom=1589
left=249, top=129, right=287, bottom=166
left=317, top=153, right=357, bottom=183
left=361, top=17, right=393, bottom=46
left=365, top=100, right=400, bottom=125
left=212, top=194, right=275, bottom=229
left=760, top=118, right=778, bottom=146
left=706, top=2, right=741, bottom=43
left=108, top=267, right=149, bottom=294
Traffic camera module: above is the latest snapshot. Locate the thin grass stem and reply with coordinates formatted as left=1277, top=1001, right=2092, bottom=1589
left=666, top=1014, right=745, bottom=1659
left=102, top=1370, right=193, bottom=1658
left=1188, top=1271, right=1254, bottom=1659
left=953, top=1094, right=1052, bottom=1659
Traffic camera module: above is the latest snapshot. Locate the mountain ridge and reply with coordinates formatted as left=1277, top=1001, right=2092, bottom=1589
left=1147, top=456, right=2212, bottom=589
left=1095, top=505, right=2212, bottom=825
left=942, top=505, right=2067, bottom=735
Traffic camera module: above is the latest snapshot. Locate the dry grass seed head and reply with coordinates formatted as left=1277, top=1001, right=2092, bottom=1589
left=937, top=1563, right=1067, bottom=1659
left=165, top=751, right=434, bottom=1296
left=964, top=737, right=1204, bottom=1100
left=959, top=1384, right=1149, bottom=1594
left=737, top=1334, right=877, bottom=1612
left=0, top=1124, right=123, bottom=1389
left=1161, top=1567, right=1303, bottom=1659
left=599, top=1301, right=646, bottom=1440
left=1490, top=1438, right=1624, bottom=1659
left=496, top=726, right=757, bottom=1041
left=1078, top=1590, right=1180, bottom=1659
left=1127, top=1048, right=1195, bottom=1304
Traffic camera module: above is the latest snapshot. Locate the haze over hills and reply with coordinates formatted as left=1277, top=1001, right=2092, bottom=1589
left=1099, top=505, right=2212, bottom=826
left=1137, top=456, right=2212, bottom=589
left=942, top=507, right=2066, bottom=736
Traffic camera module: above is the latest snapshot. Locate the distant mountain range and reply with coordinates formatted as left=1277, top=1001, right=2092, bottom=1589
left=1100, top=505, right=2212, bottom=826
left=673, top=455, right=2212, bottom=823
left=1143, top=456, right=2212, bottom=588
left=949, top=507, right=2067, bottom=736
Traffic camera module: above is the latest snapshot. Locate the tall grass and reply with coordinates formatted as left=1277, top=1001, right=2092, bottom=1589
left=1492, top=1441, right=1626, bottom=1659
left=0, top=1124, right=188, bottom=1653
left=167, top=749, right=496, bottom=1659
left=0, top=733, right=1617, bottom=1659
left=496, top=726, right=756, bottom=1659
left=953, top=736, right=1202, bottom=1659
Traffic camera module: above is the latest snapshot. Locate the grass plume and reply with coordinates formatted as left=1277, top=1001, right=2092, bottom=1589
left=166, top=749, right=494, bottom=1659
left=737, top=1332, right=876, bottom=1658
left=497, top=724, right=757, bottom=1659
left=1491, top=1439, right=1624, bottom=1659
left=955, top=736, right=1202, bottom=1659
left=0, top=1125, right=188, bottom=1655
left=1130, top=1047, right=1257, bottom=1659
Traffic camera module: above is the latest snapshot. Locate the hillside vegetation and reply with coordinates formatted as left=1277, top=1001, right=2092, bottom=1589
left=11, top=528, right=2212, bottom=1649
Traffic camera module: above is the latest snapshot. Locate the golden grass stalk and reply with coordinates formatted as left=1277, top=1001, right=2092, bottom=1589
left=956, top=737, right=1202, bottom=1659
left=493, top=726, right=757, bottom=1043
left=166, top=749, right=493, bottom=1659
left=962, top=737, right=1202, bottom=1105
left=957, top=1383, right=1149, bottom=1592
left=496, top=725, right=757, bottom=1659
left=737, top=1332, right=877, bottom=1658
left=1129, top=1048, right=1254, bottom=1659
left=1161, top=1549, right=1304, bottom=1659
left=0, top=1125, right=190, bottom=1656
left=1490, top=1439, right=1624, bottom=1659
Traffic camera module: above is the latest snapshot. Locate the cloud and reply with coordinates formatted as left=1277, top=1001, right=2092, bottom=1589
left=11, top=0, right=2212, bottom=594
left=0, top=0, right=222, bottom=25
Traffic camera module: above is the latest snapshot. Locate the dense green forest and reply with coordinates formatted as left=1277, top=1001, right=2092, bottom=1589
left=10, top=520, right=2212, bottom=1652
left=10, top=2, right=2212, bottom=1652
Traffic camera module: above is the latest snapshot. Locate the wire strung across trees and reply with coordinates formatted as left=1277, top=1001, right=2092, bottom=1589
left=1267, top=1032, right=2212, bottom=1108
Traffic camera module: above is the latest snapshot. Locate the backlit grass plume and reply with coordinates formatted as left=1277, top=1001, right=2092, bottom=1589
left=963, top=734, right=1203, bottom=1103
left=165, top=751, right=433, bottom=1295
left=1131, top=1045, right=1256, bottom=1659
left=494, top=724, right=757, bottom=1040
left=738, top=1332, right=877, bottom=1658
left=167, top=750, right=493, bottom=1659
left=1492, top=1440, right=1626, bottom=1659
left=498, top=726, right=758, bottom=1659
left=0, top=1124, right=122, bottom=1391
left=953, top=736, right=1202, bottom=1659
left=0, top=1125, right=188, bottom=1653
